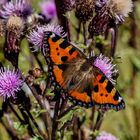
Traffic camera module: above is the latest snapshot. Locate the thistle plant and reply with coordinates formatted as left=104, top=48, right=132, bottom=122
left=0, top=0, right=138, bottom=140
left=88, top=0, right=133, bottom=56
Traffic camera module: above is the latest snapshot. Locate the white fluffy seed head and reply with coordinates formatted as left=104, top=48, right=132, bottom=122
left=107, top=0, right=133, bottom=20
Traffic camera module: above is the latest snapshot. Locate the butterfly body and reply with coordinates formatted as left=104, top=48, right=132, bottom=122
left=43, top=32, right=125, bottom=111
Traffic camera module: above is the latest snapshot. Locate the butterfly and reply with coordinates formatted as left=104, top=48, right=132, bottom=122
left=43, top=31, right=125, bottom=111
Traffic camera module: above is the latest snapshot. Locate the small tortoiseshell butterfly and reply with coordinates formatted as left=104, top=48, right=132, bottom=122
left=43, top=32, right=125, bottom=111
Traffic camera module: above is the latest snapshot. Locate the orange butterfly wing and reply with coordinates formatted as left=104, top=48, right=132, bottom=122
left=92, top=74, right=125, bottom=110
left=43, top=32, right=84, bottom=88
left=68, top=74, right=125, bottom=111
left=44, top=32, right=84, bottom=65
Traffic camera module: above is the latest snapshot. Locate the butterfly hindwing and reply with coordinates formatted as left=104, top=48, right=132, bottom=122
left=92, top=74, right=125, bottom=111
left=68, top=74, right=125, bottom=111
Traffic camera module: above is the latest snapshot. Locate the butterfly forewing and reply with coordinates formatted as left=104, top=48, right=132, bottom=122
left=43, top=31, right=85, bottom=88
left=44, top=32, right=84, bottom=65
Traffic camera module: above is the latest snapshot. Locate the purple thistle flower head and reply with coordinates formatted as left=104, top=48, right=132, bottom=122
left=94, top=54, right=118, bottom=84
left=0, top=0, right=7, bottom=5
left=0, top=67, right=24, bottom=101
left=28, top=24, right=66, bottom=52
left=39, top=0, right=56, bottom=20
left=0, top=0, right=32, bottom=19
left=96, top=131, right=119, bottom=140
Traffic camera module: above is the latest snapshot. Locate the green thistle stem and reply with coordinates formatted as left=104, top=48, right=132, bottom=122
left=93, top=111, right=104, bottom=131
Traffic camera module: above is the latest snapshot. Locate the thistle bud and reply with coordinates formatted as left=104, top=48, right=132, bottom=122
left=88, top=0, right=133, bottom=37
left=26, top=75, right=34, bottom=86
left=4, top=16, right=24, bottom=67
left=95, top=0, right=107, bottom=11
left=6, top=16, right=24, bottom=33
left=75, top=0, right=94, bottom=22
left=88, top=8, right=110, bottom=37
left=0, top=20, right=6, bottom=37
left=61, top=0, right=76, bottom=12
left=29, top=68, right=43, bottom=78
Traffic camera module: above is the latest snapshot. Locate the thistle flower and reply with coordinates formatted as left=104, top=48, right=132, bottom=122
left=39, top=1, right=56, bottom=20
left=95, top=131, right=119, bottom=140
left=0, top=67, right=24, bottom=101
left=28, top=24, right=66, bottom=52
left=75, top=0, right=94, bottom=22
left=94, top=54, right=118, bottom=84
left=88, top=0, right=133, bottom=37
left=0, top=0, right=7, bottom=5
left=0, top=0, right=32, bottom=19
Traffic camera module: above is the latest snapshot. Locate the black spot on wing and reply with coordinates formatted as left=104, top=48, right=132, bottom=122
left=94, top=85, right=99, bottom=92
left=52, top=35, right=61, bottom=42
left=69, top=47, right=76, bottom=55
left=105, top=94, right=108, bottom=97
left=100, top=93, right=103, bottom=96
left=44, top=32, right=61, bottom=46
left=84, top=85, right=92, bottom=97
left=58, top=64, right=68, bottom=71
left=60, top=40, right=70, bottom=49
left=113, top=91, right=119, bottom=101
left=61, top=56, right=68, bottom=62
left=99, top=76, right=105, bottom=83
left=106, top=81, right=114, bottom=93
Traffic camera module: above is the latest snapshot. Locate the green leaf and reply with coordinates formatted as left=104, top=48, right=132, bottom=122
left=78, top=44, right=87, bottom=49
left=95, top=35, right=108, bottom=45
left=46, top=88, right=54, bottom=96
left=13, top=122, right=28, bottom=132
left=63, top=131, right=73, bottom=140
left=91, top=130, right=100, bottom=138
left=31, top=108, right=46, bottom=118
